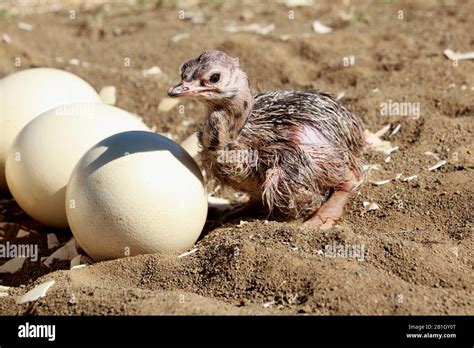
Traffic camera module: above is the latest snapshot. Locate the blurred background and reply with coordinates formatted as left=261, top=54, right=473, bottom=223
left=1, top=0, right=471, bottom=141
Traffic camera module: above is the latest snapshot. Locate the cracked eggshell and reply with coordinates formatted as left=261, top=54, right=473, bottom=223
left=0, top=68, right=101, bottom=191
left=66, top=131, right=207, bottom=261
left=5, top=103, right=149, bottom=228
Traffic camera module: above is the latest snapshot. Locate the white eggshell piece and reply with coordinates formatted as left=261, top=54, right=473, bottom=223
left=16, top=229, right=30, bottom=238
left=99, top=85, right=117, bottom=105
left=5, top=103, right=149, bottom=228
left=43, top=238, right=78, bottom=267
left=363, top=201, right=380, bottom=211
left=47, top=233, right=59, bottom=249
left=70, top=254, right=82, bottom=269
left=19, top=280, right=55, bottom=304
left=0, top=257, right=27, bottom=273
left=0, top=68, right=101, bottom=191
left=178, top=248, right=198, bottom=258
left=66, top=131, right=208, bottom=261
left=312, top=20, right=333, bottom=34
left=207, top=195, right=231, bottom=206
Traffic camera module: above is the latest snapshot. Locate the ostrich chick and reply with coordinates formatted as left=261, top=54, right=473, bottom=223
left=168, top=51, right=365, bottom=230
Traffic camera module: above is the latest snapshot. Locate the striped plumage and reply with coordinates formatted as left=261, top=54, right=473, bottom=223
left=200, top=90, right=365, bottom=218
left=169, top=50, right=365, bottom=227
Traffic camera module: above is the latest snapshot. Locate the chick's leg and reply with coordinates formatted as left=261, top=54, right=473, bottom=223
left=303, top=169, right=362, bottom=230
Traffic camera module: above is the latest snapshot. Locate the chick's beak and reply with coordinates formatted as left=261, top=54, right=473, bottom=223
left=168, top=82, right=187, bottom=97
left=168, top=81, right=219, bottom=97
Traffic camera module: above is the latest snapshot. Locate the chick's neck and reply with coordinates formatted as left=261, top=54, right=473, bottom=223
left=201, top=87, right=253, bottom=151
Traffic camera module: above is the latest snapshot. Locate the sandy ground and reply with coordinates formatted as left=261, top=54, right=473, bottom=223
left=0, top=0, right=473, bottom=315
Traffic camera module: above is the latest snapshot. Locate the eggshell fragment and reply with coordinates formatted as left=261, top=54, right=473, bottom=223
left=312, top=20, right=333, bottom=34
left=99, top=85, right=117, bottom=105
left=43, top=238, right=78, bottom=267
left=19, top=280, right=55, bottom=304
left=0, top=257, right=26, bottom=274
left=16, top=229, right=30, bottom=238
left=363, top=201, right=380, bottom=211
left=428, top=160, right=447, bottom=171
left=47, top=234, right=59, bottom=249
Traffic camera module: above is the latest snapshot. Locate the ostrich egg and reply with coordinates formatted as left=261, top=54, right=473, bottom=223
left=5, top=103, right=149, bottom=228
left=66, top=131, right=207, bottom=261
left=0, top=68, right=101, bottom=190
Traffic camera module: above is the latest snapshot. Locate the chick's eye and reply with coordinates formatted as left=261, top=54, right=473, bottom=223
left=209, top=73, right=220, bottom=83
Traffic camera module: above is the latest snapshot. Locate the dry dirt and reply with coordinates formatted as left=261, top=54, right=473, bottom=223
left=0, top=0, right=473, bottom=315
